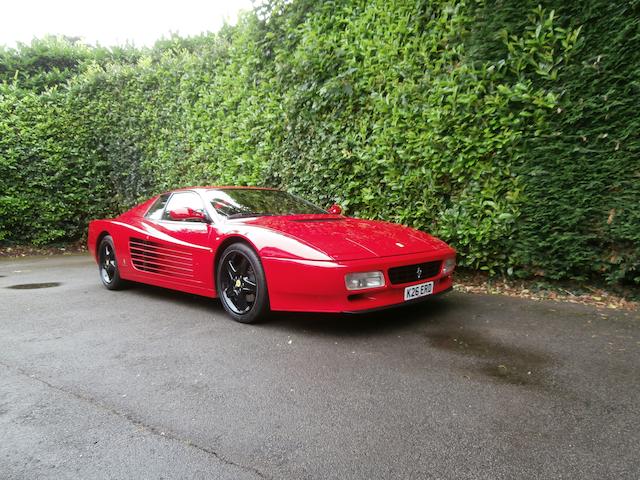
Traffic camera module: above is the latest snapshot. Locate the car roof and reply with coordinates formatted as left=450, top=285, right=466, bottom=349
left=163, top=186, right=280, bottom=195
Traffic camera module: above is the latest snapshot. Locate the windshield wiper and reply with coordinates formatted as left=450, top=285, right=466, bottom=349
left=226, top=213, right=277, bottom=219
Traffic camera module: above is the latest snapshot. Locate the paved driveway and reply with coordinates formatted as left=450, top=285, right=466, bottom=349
left=1, top=255, right=638, bottom=479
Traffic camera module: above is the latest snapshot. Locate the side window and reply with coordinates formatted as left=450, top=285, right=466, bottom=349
left=162, top=192, right=207, bottom=222
left=145, top=193, right=170, bottom=220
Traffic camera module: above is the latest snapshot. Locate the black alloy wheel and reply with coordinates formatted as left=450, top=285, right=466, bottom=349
left=98, top=235, right=125, bottom=290
left=217, top=243, right=269, bottom=323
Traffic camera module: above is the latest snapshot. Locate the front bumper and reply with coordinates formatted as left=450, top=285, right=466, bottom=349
left=343, top=286, right=453, bottom=314
left=262, top=249, right=455, bottom=313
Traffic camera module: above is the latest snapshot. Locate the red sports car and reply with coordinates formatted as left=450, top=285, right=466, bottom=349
left=88, top=187, right=456, bottom=323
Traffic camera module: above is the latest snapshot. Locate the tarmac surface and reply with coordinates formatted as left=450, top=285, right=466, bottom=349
left=1, top=254, right=638, bottom=479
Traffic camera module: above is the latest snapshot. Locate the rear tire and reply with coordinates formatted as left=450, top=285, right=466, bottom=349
left=216, top=243, right=270, bottom=323
left=98, top=235, right=126, bottom=290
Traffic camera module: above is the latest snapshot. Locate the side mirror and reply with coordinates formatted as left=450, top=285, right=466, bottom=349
left=327, top=204, right=343, bottom=215
left=169, top=207, right=207, bottom=222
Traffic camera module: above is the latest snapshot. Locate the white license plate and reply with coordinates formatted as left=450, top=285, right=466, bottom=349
left=404, top=281, right=434, bottom=301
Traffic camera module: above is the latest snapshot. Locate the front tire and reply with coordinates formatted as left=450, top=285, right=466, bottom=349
left=98, top=235, right=126, bottom=290
left=216, top=243, right=270, bottom=323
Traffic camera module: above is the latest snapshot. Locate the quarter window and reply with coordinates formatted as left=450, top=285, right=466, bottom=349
left=145, top=193, right=170, bottom=220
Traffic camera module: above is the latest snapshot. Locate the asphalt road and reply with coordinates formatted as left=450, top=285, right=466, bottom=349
left=1, top=255, right=638, bottom=480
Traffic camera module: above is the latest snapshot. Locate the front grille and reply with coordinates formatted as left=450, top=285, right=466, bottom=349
left=388, top=260, right=441, bottom=285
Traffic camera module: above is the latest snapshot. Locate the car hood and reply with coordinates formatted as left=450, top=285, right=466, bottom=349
left=244, top=215, right=450, bottom=261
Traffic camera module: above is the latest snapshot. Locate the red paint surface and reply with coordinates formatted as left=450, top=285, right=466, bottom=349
left=88, top=187, right=456, bottom=313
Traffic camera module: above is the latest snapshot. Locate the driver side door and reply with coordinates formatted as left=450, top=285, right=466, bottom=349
left=131, top=191, right=216, bottom=296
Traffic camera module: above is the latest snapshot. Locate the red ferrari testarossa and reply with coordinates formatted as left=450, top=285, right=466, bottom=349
left=88, top=187, right=456, bottom=323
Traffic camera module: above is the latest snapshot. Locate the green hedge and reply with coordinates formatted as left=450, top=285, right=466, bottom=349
left=0, top=0, right=638, bottom=285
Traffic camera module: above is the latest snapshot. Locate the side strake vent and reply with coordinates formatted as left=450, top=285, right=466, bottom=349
left=129, top=237, right=194, bottom=280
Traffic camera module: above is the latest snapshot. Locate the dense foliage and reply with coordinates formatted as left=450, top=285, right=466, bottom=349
left=0, top=0, right=638, bottom=285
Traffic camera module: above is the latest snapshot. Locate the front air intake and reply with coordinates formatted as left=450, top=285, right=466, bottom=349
left=388, top=260, right=441, bottom=285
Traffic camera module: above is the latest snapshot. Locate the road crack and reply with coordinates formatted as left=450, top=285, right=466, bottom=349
left=0, top=360, right=269, bottom=479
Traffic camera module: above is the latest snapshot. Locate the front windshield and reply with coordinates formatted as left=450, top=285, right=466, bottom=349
left=205, top=189, right=326, bottom=218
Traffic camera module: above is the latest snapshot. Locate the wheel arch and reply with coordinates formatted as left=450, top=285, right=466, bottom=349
left=95, top=230, right=111, bottom=261
left=213, top=235, right=263, bottom=295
